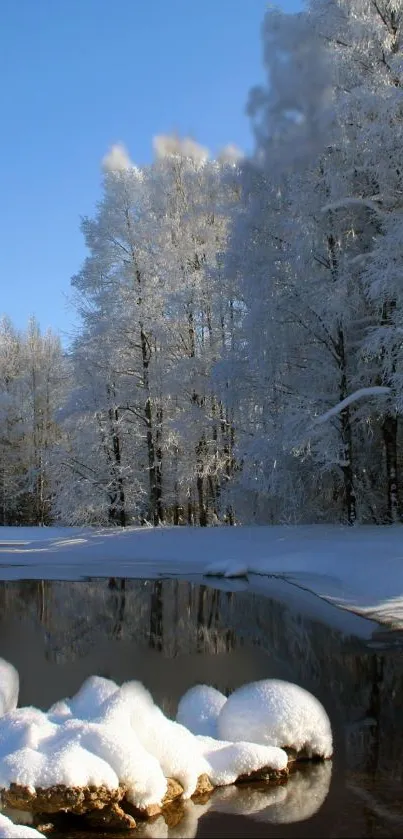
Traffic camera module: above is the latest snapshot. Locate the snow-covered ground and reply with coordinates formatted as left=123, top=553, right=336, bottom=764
left=0, top=525, right=402, bottom=630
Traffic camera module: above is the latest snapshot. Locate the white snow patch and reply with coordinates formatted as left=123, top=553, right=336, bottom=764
left=0, top=813, right=45, bottom=838
left=217, top=680, right=332, bottom=759
left=177, top=685, right=227, bottom=737
left=204, top=560, right=248, bottom=579
left=0, top=681, right=167, bottom=809
left=197, top=735, right=288, bottom=786
left=0, top=660, right=19, bottom=717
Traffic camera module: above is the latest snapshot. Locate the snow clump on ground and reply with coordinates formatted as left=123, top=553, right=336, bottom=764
left=216, top=679, right=333, bottom=758
left=0, top=813, right=45, bottom=838
left=178, top=678, right=332, bottom=759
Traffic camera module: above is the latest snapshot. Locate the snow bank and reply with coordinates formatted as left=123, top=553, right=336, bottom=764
left=1, top=524, right=403, bottom=631
left=177, top=685, right=227, bottom=737
left=217, top=679, right=332, bottom=759
left=0, top=814, right=44, bottom=838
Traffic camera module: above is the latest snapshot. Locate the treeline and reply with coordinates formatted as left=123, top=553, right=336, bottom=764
left=3, top=0, right=403, bottom=527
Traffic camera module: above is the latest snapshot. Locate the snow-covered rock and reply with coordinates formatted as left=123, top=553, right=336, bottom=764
left=0, top=660, right=19, bottom=718
left=217, top=679, right=332, bottom=759
left=0, top=813, right=45, bottom=838
left=176, top=685, right=227, bottom=737
left=0, top=674, right=290, bottom=820
left=0, top=683, right=168, bottom=810
left=197, top=735, right=288, bottom=785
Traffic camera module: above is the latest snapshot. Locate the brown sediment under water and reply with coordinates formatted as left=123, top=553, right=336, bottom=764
left=0, top=576, right=402, bottom=838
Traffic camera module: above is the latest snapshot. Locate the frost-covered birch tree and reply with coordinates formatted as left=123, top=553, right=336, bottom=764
left=57, top=137, right=241, bottom=526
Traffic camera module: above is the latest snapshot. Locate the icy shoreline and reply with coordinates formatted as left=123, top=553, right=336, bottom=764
left=0, top=524, right=401, bottom=630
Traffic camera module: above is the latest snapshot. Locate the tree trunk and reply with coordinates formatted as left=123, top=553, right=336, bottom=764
left=136, top=269, right=162, bottom=526
left=197, top=474, right=208, bottom=527
left=380, top=301, right=399, bottom=523
left=155, top=406, right=164, bottom=523
left=340, top=404, right=356, bottom=525
left=338, top=335, right=356, bottom=526
left=382, top=414, right=399, bottom=523
left=196, top=435, right=208, bottom=527
left=328, top=227, right=357, bottom=526
left=187, top=490, right=194, bottom=525
left=107, top=399, right=126, bottom=527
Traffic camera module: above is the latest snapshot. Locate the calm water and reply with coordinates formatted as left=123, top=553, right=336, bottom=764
left=0, top=577, right=402, bottom=838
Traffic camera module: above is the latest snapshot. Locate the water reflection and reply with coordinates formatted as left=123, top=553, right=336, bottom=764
left=132, top=765, right=332, bottom=838
left=0, top=578, right=402, bottom=837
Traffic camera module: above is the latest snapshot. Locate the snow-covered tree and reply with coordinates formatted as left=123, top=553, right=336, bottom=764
left=58, top=137, right=241, bottom=526
left=225, top=0, right=403, bottom=524
left=0, top=317, right=66, bottom=524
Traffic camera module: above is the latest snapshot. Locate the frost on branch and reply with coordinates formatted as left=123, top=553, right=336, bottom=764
left=314, top=387, right=391, bottom=425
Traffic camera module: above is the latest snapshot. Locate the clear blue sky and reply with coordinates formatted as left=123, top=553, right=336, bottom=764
left=0, top=0, right=302, bottom=344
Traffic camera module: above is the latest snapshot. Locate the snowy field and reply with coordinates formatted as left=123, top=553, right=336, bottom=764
left=0, top=525, right=402, bottom=630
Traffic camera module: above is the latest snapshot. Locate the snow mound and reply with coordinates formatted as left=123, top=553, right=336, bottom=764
left=0, top=682, right=167, bottom=809
left=0, top=660, right=19, bottom=718
left=204, top=560, right=249, bottom=578
left=176, top=685, right=227, bottom=737
left=0, top=813, right=45, bottom=838
left=69, top=674, right=120, bottom=718
left=217, top=679, right=332, bottom=759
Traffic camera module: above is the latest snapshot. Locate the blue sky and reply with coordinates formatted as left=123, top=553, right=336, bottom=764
left=0, top=0, right=302, bottom=344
